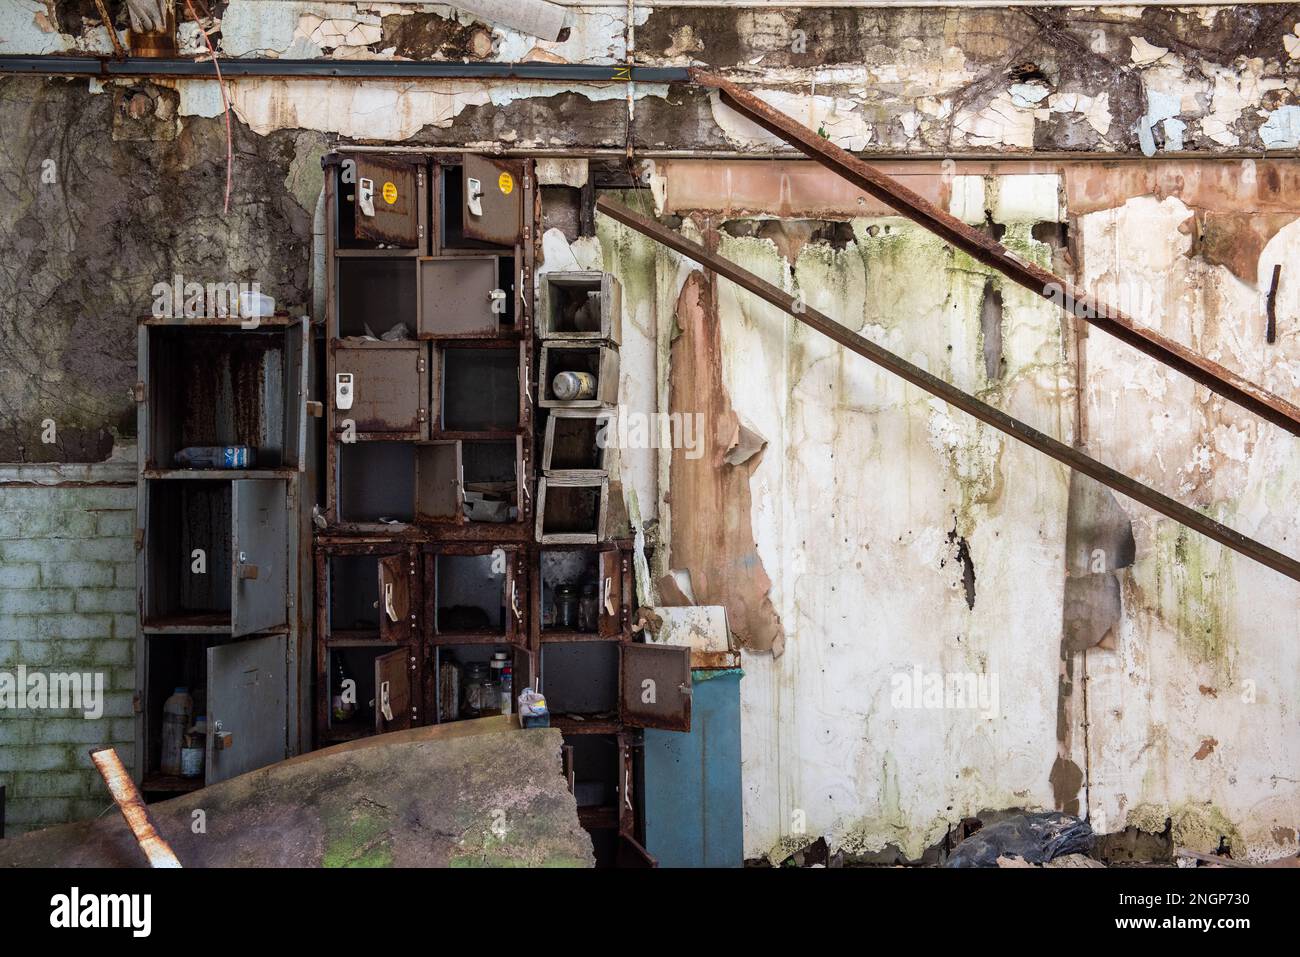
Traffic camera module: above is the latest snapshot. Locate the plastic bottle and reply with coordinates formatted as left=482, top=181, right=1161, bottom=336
left=161, top=687, right=193, bottom=776
left=174, top=446, right=256, bottom=469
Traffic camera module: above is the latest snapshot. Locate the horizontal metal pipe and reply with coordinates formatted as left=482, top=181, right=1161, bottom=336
left=0, top=54, right=687, bottom=83
left=596, top=195, right=1300, bottom=585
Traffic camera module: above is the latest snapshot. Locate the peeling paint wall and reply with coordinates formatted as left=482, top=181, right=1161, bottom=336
left=568, top=155, right=1300, bottom=862
left=2, top=2, right=1299, bottom=858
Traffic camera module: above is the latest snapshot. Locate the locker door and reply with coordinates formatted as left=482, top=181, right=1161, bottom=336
left=462, top=155, right=523, bottom=246
left=418, top=257, right=502, bottom=337
left=354, top=156, right=420, bottom=247
left=230, top=479, right=288, bottom=637
left=333, top=343, right=427, bottom=435
left=378, top=552, right=415, bottom=644
left=597, top=548, right=623, bottom=638
left=207, top=633, right=287, bottom=784
left=620, top=643, right=691, bottom=732
left=415, top=441, right=463, bottom=522
left=374, top=647, right=414, bottom=732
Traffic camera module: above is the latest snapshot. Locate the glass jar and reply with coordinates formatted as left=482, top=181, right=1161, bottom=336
left=577, top=582, right=600, bottom=632
left=553, top=583, right=579, bottom=629
left=462, top=662, right=492, bottom=717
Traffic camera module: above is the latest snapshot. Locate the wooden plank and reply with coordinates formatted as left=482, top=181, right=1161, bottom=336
left=595, top=196, right=1300, bottom=585
left=690, top=70, right=1300, bottom=440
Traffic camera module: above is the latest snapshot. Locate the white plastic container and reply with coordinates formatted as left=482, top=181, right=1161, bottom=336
left=160, top=687, right=193, bottom=776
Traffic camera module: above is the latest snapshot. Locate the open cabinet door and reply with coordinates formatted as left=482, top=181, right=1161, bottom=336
left=616, top=834, right=657, bottom=868
left=354, top=156, right=420, bottom=246
left=231, top=479, right=288, bottom=637
left=621, top=643, right=692, bottom=732
left=462, top=155, right=523, bottom=246
left=378, top=553, right=414, bottom=643
left=206, top=633, right=287, bottom=785
left=597, top=548, right=623, bottom=637
left=374, top=647, right=414, bottom=732
left=415, top=441, right=463, bottom=522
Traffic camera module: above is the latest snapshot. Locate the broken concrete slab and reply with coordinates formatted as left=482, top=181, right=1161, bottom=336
left=0, top=718, right=591, bottom=868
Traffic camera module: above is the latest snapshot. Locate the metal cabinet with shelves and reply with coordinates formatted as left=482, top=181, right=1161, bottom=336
left=135, top=315, right=314, bottom=799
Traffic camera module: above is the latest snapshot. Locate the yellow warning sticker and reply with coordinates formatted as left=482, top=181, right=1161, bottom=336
left=382, top=181, right=398, bottom=204
left=498, top=172, right=514, bottom=196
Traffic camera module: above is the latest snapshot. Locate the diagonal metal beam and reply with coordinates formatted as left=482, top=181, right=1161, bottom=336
left=596, top=196, right=1300, bottom=584
left=690, top=69, right=1300, bottom=440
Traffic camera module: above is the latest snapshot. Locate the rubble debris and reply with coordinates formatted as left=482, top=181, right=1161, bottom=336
left=945, top=811, right=1094, bottom=868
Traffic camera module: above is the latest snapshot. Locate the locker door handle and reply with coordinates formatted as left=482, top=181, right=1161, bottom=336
left=511, top=581, right=522, bottom=622
left=603, top=577, right=615, bottom=616
left=384, top=582, right=398, bottom=623
left=237, top=552, right=259, bottom=581
left=379, top=681, right=394, bottom=722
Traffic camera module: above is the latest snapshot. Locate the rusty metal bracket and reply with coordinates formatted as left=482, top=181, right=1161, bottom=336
left=690, top=70, right=1300, bottom=440
left=596, top=196, right=1300, bottom=585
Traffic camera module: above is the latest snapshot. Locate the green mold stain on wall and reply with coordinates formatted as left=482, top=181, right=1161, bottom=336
left=1142, top=522, right=1237, bottom=675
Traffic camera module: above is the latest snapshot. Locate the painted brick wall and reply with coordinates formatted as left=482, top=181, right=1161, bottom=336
left=0, top=468, right=136, bottom=835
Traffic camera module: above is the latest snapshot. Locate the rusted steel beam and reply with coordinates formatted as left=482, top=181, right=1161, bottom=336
left=89, top=747, right=182, bottom=868
left=596, top=197, right=1300, bottom=585
left=689, top=70, right=1300, bottom=440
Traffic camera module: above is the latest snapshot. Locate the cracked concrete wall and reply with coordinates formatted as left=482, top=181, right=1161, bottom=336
left=0, top=76, right=317, bottom=461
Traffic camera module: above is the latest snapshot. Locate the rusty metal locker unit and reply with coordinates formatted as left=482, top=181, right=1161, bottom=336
left=536, top=270, right=623, bottom=544
left=531, top=539, right=692, bottom=865
left=315, top=149, right=537, bottom=751
left=531, top=266, right=692, bottom=863
left=134, top=314, right=314, bottom=797
left=323, top=151, right=533, bottom=539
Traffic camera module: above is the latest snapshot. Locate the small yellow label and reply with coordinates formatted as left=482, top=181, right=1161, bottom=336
left=498, top=172, right=514, bottom=196
left=381, top=181, right=398, bottom=204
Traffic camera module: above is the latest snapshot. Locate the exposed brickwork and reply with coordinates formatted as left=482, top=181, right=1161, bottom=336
left=0, top=480, right=135, bottom=834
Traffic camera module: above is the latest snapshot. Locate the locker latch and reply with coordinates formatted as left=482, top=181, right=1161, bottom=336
left=384, top=582, right=398, bottom=622
left=379, top=681, right=394, bottom=722
left=335, top=372, right=354, bottom=410
left=467, top=177, right=484, bottom=217
left=358, top=177, right=376, bottom=217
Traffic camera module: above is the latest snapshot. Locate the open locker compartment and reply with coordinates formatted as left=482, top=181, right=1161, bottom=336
left=326, top=550, right=416, bottom=644
left=141, top=478, right=288, bottom=636
left=141, top=632, right=289, bottom=791
left=428, top=547, right=520, bottom=641
left=432, top=642, right=527, bottom=723
left=415, top=438, right=523, bottom=526
left=539, top=640, right=620, bottom=721
left=332, top=341, right=427, bottom=436
left=332, top=153, right=425, bottom=250
left=540, top=271, right=622, bottom=343
left=323, top=643, right=413, bottom=743
left=142, top=319, right=309, bottom=472
left=542, top=409, right=611, bottom=476
left=335, top=256, right=419, bottom=339
left=435, top=343, right=523, bottom=432
left=562, top=733, right=620, bottom=810
left=436, top=155, right=524, bottom=252
left=418, top=255, right=516, bottom=336
left=335, top=441, right=416, bottom=524
left=536, top=476, right=608, bottom=544
left=539, top=546, right=622, bottom=637
left=538, top=342, right=620, bottom=408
